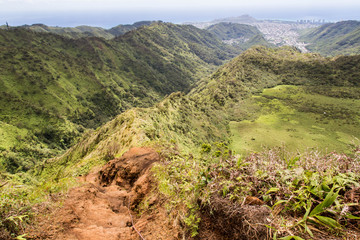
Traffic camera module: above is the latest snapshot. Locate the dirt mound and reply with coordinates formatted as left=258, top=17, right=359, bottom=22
left=99, top=147, right=159, bottom=209
left=197, top=195, right=271, bottom=240
left=28, top=147, right=180, bottom=240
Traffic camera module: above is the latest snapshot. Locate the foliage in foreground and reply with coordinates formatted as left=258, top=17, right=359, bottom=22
left=153, top=143, right=360, bottom=239
left=1, top=142, right=359, bottom=239
left=3, top=46, right=360, bottom=238
left=0, top=171, right=76, bottom=239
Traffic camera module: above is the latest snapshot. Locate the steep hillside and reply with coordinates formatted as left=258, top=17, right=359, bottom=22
left=108, top=21, right=154, bottom=36
left=189, top=15, right=318, bottom=51
left=206, top=22, right=262, bottom=40
left=15, top=24, right=115, bottom=39
left=0, top=22, right=239, bottom=173
left=44, top=46, right=360, bottom=178
left=206, top=22, right=273, bottom=51
left=197, top=47, right=360, bottom=154
left=25, top=46, right=360, bottom=240
left=2, top=21, right=156, bottom=39
left=2, top=46, right=360, bottom=239
left=300, top=20, right=360, bottom=56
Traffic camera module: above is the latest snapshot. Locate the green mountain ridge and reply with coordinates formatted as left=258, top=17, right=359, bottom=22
left=300, top=20, right=360, bottom=56
left=1, top=21, right=156, bottom=39
left=0, top=22, right=240, bottom=172
left=206, top=22, right=274, bottom=51
left=206, top=22, right=262, bottom=40
left=34, top=47, right=360, bottom=239
left=107, top=21, right=155, bottom=37
left=1, top=44, right=360, bottom=239
left=44, top=46, right=360, bottom=179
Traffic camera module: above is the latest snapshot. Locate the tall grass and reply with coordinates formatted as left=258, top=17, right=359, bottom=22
left=153, top=143, right=360, bottom=238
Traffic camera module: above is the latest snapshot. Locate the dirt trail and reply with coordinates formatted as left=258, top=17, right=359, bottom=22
left=29, top=147, right=180, bottom=240
left=27, top=147, right=360, bottom=240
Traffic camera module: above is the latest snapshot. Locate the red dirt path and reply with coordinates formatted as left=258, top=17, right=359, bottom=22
left=28, top=147, right=181, bottom=240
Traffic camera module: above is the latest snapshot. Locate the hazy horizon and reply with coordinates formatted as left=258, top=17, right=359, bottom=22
left=1, top=0, right=360, bottom=28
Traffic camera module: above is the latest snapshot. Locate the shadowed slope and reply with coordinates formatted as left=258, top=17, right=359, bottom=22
left=0, top=22, right=239, bottom=172
left=300, top=20, right=360, bottom=56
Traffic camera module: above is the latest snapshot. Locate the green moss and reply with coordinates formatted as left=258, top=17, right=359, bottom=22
left=230, top=85, right=360, bottom=154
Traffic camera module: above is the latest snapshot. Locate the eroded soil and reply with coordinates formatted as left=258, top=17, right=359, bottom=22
left=28, top=147, right=181, bottom=240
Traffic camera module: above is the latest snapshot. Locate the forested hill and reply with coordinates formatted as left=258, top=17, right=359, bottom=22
left=47, top=46, right=360, bottom=178
left=107, top=21, right=155, bottom=36
left=300, top=20, right=360, bottom=56
left=2, top=45, right=360, bottom=240
left=206, top=22, right=273, bottom=50
left=206, top=22, right=262, bottom=40
left=0, top=22, right=239, bottom=173
left=0, top=21, right=155, bottom=39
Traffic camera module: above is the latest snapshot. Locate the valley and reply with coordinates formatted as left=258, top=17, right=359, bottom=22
left=0, top=22, right=239, bottom=172
left=188, top=15, right=319, bottom=51
left=230, top=85, right=360, bottom=154
left=300, top=20, right=360, bottom=56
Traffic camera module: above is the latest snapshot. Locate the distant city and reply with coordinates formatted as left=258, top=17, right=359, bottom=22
left=297, top=19, right=327, bottom=24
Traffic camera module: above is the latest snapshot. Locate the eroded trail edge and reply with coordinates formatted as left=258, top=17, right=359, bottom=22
left=30, top=147, right=180, bottom=240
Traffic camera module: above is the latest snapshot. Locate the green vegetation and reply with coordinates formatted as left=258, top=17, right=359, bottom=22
left=300, top=20, right=360, bottom=56
left=21, top=24, right=114, bottom=39
left=107, top=21, right=155, bottom=37
left=2, top=44, right=360, bottom=238
left=206, top=22, right=262, bottom=40
left=0, top=22, right=239, bottom=172
left=206, top=22, right=273, bottom=50
left=40, top=46, right=360, bottom=178
left=1, top=21, right=155, bottom=39
left=154, top=143, right=360, bottom=239
left=152, top=142, right=232, bottom=237
left=0, top=171, right=77, bottom=239
left=230, top=85, right=360, bottom=154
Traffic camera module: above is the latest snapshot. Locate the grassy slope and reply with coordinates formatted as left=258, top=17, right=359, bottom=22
left=22, top=24, right=115, bottom=39
left=4, top=46, right=360, bottom=239
left=1, top=21, right=155, bottom=39
left=206, top=22, right=262, bottom=40
left=230, top=85, right=360, bottom=154
left=39, top=92, right=229, bottom=179
left=192, top=46, right=360, bottom=153
left=43, top=46, right=360, bottom=179
left=300, top=20, right=360, bottom=56
left=107, top=21, right=154, bottom=37
left=206, top=22, right=273, bottom=51
left=0, top=22, right=239, bottom=172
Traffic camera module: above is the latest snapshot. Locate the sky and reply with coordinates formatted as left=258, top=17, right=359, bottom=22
left=1, top=0, right=360, bottom=27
